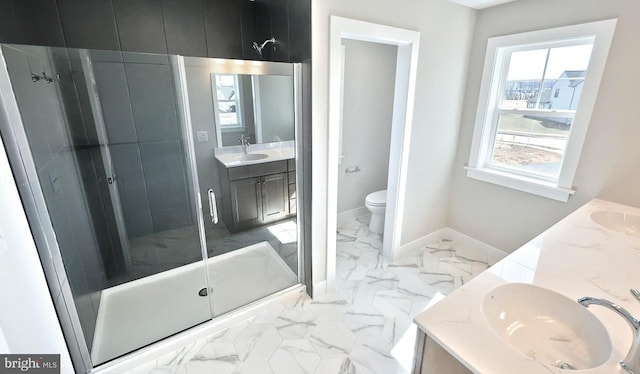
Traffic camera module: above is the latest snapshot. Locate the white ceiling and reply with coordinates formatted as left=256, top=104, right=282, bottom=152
left=447, top=0, right=519, bottom=10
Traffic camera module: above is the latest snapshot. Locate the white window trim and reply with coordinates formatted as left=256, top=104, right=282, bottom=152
left=212, top=74, right=244, bottom=131
left=467, top=19, right=617, bottom=202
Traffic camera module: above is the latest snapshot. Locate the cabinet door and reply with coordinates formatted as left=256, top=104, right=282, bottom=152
left=230, top=177, right=261, bottom=228
left=261, top=173, right=289, bottom=223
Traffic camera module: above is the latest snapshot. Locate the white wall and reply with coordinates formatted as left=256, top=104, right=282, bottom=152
left=337, top=39, right=397, bottom=213
left=312, top=0, right=476, bottom=289
left=0, top=138, right=73, bottom=373
left=448, top=0, right=640, bottom=252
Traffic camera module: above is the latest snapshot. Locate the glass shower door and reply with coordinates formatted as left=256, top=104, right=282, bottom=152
left=180, top=56, right=301, bottom=317
left=0, top=44, right=213, bottom=366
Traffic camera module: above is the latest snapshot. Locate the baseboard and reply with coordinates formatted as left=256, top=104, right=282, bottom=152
left=336, top=206, right=368, bottom=227
left=312, top=280, right=327, bottom=298
left=396, top=227, right=449, bottom=259
left=398, top=227, right=507, bottom=265
left=441, top=228, right=507, bottom=265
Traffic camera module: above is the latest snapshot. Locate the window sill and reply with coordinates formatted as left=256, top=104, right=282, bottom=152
left=465, top=166, right=575, bottom=202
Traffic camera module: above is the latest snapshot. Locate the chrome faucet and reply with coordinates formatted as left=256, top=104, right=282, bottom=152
left=578, top=292, right=640, bottom=374
left=239, top=135, right=251, bottom=154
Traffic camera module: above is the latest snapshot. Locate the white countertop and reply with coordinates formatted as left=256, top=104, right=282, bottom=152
left=414, top=199, right=640, bottom=373
left=214, top=146, right=295, bottom=168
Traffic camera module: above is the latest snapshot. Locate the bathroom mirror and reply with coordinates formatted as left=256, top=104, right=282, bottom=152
left=210, top=70, right=294, bottom=147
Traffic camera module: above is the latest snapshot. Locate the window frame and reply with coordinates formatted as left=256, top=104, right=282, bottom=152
left=466, top=19, right=617, bottom=202
left=212, top=73, right=244, bottom=131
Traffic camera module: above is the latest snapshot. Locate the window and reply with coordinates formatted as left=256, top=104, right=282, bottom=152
left=213, top=74, right=243, bottom=129
left=466, top=20, right=617, bottom=202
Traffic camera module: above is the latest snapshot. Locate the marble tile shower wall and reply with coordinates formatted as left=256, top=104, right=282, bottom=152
left=91, top=51, right=194, bottom=238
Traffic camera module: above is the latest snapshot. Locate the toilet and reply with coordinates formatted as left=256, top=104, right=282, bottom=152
left=365, top=190, right=387, bottom=234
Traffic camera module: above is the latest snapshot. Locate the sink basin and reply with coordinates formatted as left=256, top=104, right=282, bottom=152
left=482, top=283, right=611, bottom=370
left=234, top=153, right=269, bottom=162
left=591, top=211, right=640, bottom=237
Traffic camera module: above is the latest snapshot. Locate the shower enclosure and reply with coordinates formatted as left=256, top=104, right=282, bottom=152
left=0, top=44, right=304, bottom=371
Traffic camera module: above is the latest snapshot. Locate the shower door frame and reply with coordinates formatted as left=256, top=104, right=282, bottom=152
left=0, top=46, right=307, bottom=373
left=173, top=55, right=306, bottom=302
left=0, top=46, right=93, bottom=373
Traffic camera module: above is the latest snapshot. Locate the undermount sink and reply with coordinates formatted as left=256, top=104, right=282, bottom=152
left=591, top=211, right=640, bottom=238
left=234, top=153, right=269, bottom=161
left=482, top=283, right=611, bottom=370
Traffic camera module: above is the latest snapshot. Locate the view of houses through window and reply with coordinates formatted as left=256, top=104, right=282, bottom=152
left=490, top=42, right=593, bottom=179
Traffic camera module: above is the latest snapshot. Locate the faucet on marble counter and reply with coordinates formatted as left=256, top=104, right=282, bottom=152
left=239, top=135, right=251, bottom=154
left=578, top=291, right=640, bottom=374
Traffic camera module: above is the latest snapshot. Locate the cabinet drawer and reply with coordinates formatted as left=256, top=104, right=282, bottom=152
left=258, top=160, right=287, bottom=176
left=228, top=165, right=251, bottom=180
left=228, top=160, right=287, bottom=180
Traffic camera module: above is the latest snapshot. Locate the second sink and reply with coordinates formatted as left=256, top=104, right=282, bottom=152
left=481, top=283, right=611, bottom=370
left=591, top=211, right=640, bottom=238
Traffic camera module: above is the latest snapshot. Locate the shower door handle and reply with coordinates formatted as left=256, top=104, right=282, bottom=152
left=208, top=188, right=219, bottom=224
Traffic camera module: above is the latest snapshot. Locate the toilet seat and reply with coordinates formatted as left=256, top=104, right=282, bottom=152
left=366, top=190, right=387, bottom=206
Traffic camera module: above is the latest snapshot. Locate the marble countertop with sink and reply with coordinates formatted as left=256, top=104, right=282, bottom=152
left=214, top=141, right=295, bottom=168
left=414, top=199, right=640, bottom=373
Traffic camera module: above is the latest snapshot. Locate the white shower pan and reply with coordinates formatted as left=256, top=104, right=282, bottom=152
left=90, top=241, right=297, bottom=364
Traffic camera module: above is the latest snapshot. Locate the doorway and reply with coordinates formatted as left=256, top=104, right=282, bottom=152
left=326, top=17, right=421, bottom=292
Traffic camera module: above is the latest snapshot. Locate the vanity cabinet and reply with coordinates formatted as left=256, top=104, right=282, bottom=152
left=218, top=159, right=295, bottom=231
left=414, top=331, right=471, bottom=374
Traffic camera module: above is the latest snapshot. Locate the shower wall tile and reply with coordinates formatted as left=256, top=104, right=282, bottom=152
left=113, top=0, right=167, bottom=54
left=27, top=0, right=66, bottom=48
left=0, top=0, right=311, bottom=63
left=268, top=0, right=290, bottom=63
left=93, top=61, right=138, bottom=144
left=110, top=144, right=152, bottom=221
left=139, top=141, right=189, bottom=212
left=90, top=50, right=124, bottom=63
left=1, top=46, right=53, bottom=165
left=57, top=0, right=121, bottom=51
left=49, top=212, right=78, bottom=266
left=125, top=63, right=180, bottom=142
left=288, top=0, right=311, bottom=62
left=0, top=1, right=36, bottom=45
left=50, top=50, right=92, bottom=146
left=124, top=212, right=154, bottom=239
left=67, top=50, right=100, bottom=144
left=161, top=0, right=207, bottom=57
left=122, top=52, right=170, bottom=65
left=151, top=206, right=192, bottom=233
left=240, top=1, right=258, bottom=60
left=253, top=0, right=272, bottom=59
left=74, top=293, right=97, bottom=349
left=203, top=0, right=243, bottom=59
left=75, top=149, right=123, bottom=277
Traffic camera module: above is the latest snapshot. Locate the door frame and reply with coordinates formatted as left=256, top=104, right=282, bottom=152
left=326, top=16, right=420, bottom=291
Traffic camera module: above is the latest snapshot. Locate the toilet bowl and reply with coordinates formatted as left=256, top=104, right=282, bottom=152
left=365, top=190, right=387, bottom=234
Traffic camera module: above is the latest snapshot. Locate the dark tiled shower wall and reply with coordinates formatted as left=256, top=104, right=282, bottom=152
left=0, top=0, right=311, bottom=63
left=91, top=52, right=194, bottom=238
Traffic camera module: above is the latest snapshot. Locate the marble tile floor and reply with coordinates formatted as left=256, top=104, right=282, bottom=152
left=110, top=218, right=299, bottom=287
left=125, top=213, right=493, bottom=374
